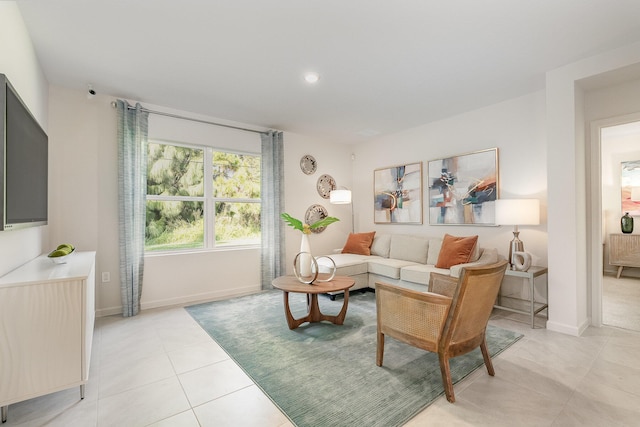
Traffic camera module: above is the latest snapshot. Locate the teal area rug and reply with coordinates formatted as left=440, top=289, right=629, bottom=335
left=186, top=290, right=522, bottom=427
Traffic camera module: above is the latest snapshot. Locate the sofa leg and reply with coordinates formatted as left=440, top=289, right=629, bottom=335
left=329, top=294, right=336, bottom=301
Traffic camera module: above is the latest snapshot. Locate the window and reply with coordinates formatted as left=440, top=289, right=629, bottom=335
left=145, top=141, right=260, bottom=252
left=212, top=151, right=261, bottom=246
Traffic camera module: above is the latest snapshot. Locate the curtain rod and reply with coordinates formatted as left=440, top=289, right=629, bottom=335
left=111, top=101, right=268, bottom=135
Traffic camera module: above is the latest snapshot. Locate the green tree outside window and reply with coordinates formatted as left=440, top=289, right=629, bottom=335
left=145, top=142, right=260, bottom=252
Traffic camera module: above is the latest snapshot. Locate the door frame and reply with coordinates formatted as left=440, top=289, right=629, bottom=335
left=588, top=112, right=640, bottom=327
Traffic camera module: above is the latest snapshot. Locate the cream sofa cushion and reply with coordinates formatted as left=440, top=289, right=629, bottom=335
left=368, top=258, right=418, bottom=280
left=470, top=241, right=481, bottom=262
left=426, top=238, right=442, bottom=265
left=400, top=264, right=451, bottom=285
left=389, top=235, right=429, bottom=264
left=316, top=253, right=374, bottom=276
left=370, top=234, right=391, bottom=258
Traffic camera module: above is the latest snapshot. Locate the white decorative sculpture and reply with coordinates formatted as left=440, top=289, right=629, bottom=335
left=512, top=251, right=532, bottom=272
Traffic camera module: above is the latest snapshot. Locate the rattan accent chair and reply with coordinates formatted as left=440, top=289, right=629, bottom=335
left=375, top=260, right=509, bottom=403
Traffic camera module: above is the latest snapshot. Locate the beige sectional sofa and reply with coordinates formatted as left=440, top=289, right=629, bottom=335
left=318, top=233, right=499, bottom=298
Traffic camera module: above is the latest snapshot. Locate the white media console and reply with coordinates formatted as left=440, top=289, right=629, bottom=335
left=0, top=251, right=96, bottom=423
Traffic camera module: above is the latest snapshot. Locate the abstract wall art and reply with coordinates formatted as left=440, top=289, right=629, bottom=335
left=374, top=162, right=423, bottom=224
left=427, top=148, right=498, bottom=225
left=621, top=160, right=640, bottom=216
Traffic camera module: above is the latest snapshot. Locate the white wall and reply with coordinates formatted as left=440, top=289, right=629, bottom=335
left=142, top=107, right=264, bottom=310
left=282, top=133, right=355, bottom=273
left=352, top=91, right=547, bottom=259
left=351, top=91, right=548, bottom=299
left=0, top=3, right=49, bottom=277
left=144, top=111, right=355, bottom=309
left=33, top=82, right=554, bottom=314
left=546, top=39, right=640, bottom=336
left=48, top=86, right=115, bottom=313
left=585, top=75, right=640, bottom=121
left=9, top=0, right=640, bottom=329
left=46, top=86, right=353, bottom=315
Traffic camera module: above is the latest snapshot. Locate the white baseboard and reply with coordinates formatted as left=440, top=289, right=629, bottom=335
left=95, top=285, right=262, bottom=317
left=140, top=285, right=262, bottom=311
left=96, top=306, right=124, bottom=317
left=546, top=317, right=590, bottom=336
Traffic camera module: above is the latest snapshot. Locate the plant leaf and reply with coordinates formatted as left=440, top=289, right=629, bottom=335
left=280, top=213, right=304, bottom=232
left=310, top=216, right=340, bottom=229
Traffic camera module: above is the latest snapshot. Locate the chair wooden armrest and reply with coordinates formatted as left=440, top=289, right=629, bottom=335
left=375, top=281, right=452, bottom=352
left=428, top=272, right=458, bottom=298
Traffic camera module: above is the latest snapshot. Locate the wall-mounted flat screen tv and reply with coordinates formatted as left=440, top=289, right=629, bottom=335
left=0, top=73, right=48, bottom=231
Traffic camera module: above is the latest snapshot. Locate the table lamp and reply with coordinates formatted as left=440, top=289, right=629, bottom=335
left=495, top=199, right=540, bottom=269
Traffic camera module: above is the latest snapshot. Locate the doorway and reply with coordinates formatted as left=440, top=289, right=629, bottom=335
left=597, top=119, right=640, bottom=332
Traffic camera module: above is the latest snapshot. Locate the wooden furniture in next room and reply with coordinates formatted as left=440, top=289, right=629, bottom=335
left=609, top=233, right=640, bottom=278
left=271, top=275, right=355, bottom=330
left=375, top=260, right=508, bottom=403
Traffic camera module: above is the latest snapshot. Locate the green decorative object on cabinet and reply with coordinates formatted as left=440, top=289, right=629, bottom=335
left=621, top=212, right=634, bottom=234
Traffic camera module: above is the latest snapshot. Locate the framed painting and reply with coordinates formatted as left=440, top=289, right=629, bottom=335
left=427, top=148, right=498, bottom=225
left=374, top=162, right=423, bottom=224
left=621, top=160, right=640, bottom=216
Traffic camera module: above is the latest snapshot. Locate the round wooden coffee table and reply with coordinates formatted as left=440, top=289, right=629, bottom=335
left=271, top=275, right=355, bottom=329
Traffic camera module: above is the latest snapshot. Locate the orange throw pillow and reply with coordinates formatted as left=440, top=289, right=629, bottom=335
left=342, top=232, right=376, bottom=255
left=435, top=234, right=479, bottom=269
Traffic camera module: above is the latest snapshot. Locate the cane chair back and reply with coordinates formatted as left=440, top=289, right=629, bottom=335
left=376, top=260, right=508, bottom=403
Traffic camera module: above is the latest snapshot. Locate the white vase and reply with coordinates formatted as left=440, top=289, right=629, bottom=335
left=299, top=233, right=312, bottom=277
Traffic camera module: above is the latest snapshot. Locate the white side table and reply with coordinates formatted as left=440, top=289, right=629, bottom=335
left=494, top=266, right=548, bottom=328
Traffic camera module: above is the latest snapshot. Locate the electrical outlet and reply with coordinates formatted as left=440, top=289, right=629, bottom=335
left=101, top=272, right=110, bottom=283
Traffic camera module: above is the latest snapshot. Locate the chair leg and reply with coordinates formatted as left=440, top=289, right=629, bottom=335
left=438, top=353, right=455, bottom=403
left=376, top=332, right=384, bottom=366
left=480, top=336, right=495, bottom=376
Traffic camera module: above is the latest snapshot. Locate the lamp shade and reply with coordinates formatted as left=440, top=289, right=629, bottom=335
left=494, top=199, right=540, bottom=225
left=330, top=189, right=352, bottom=204
left=632, top=187, right=640, bottom=202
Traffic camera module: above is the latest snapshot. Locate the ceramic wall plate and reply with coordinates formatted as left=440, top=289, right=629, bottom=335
left=300, top=154, right=317, bottom=175
left=305, top=204, right=329, bottom=233
left=316, top=174, right=336, bottom=199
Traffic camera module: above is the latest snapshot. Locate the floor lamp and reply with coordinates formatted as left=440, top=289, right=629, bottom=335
left=330, top=188, right=354, bottom=233
left=495, top=199, right=540, bottom=269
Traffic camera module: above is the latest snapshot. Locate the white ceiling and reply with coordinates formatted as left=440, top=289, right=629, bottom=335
left=16, top=0, right=640, bottom=144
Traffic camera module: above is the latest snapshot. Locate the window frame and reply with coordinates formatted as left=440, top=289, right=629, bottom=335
left=146, top=139, right=261, bottom=253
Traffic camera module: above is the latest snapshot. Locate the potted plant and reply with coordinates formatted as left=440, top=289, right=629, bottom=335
left=281, top=213, right=339, bottom=276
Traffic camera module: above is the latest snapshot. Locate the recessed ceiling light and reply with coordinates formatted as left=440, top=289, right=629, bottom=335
left=304, top=72, right=320, bottom=84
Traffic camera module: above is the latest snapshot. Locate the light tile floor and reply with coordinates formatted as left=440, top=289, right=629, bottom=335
left=602, top=274, right=640, bottom=332
left=3, top=294, right=640, bottom=426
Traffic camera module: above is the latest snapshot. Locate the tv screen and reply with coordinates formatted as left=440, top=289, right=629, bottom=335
left=1, top=74, right=48, bottom=230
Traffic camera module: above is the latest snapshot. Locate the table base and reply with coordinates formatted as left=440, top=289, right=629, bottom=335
left=282, top=291, right=349, bottom=329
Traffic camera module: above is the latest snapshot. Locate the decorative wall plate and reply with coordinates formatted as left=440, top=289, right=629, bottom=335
left=300, top=154, right=317, bottom=175
left=316, top=174, right=336, bottom=199
left=305, top=204, right=329, bottom=233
